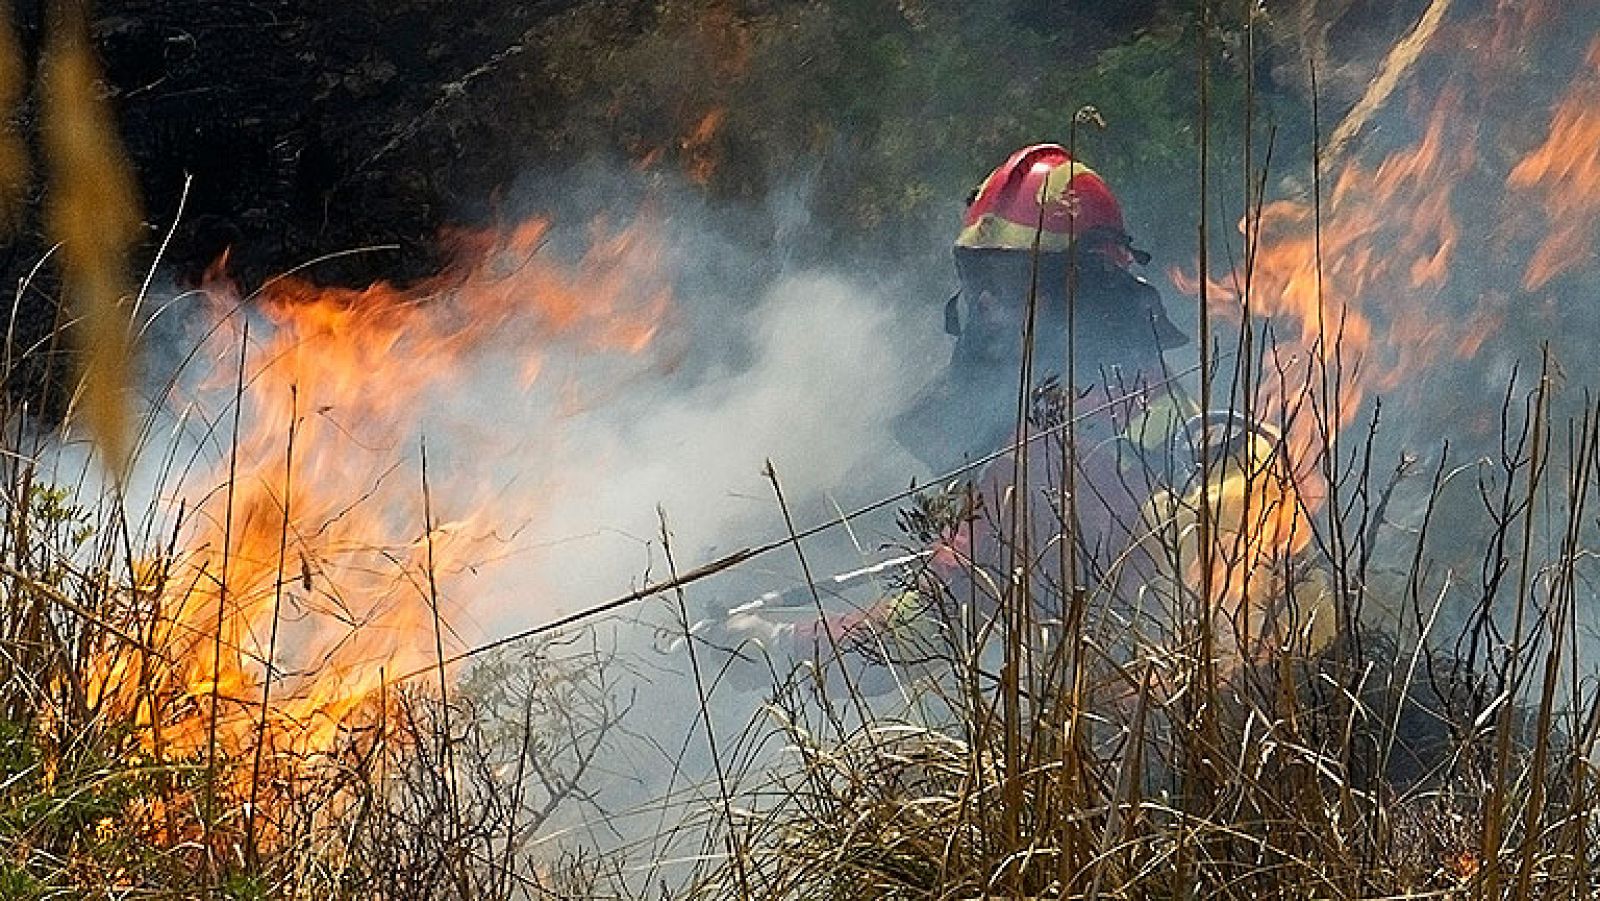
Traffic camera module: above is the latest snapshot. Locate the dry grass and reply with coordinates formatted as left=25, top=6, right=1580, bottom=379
left=0, top=3, right=1588, bottom=899
left=614, top=339, right=1600, bottom=901
left=0, top=453, right=622, bottom=898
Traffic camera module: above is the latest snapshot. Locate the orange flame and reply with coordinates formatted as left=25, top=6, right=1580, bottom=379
left=682, top=108, right=726, bottom=186
left=1166, top=16, right=1600, bottom=662
left=1508, top=37, right=1600, bottom=292
left=1169, top=88, right=1486, bottom=656
left=90, top=213, right=673, bottom=825
left=1175, top=87, right=1481, bottom=491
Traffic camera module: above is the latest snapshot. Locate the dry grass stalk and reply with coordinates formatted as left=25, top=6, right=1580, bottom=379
left=41, top=0, right=141, bottom=477
left=1322, top=0, right=1457, bottom=166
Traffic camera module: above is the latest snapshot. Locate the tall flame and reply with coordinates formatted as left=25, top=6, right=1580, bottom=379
left=1172, top=86, right=1476, bottom=458
left=1166, top=18, right=1600, bottom=654
left=90, top=214, right=672, bottom=818
left=1177, top=17, right=1600, bottom=460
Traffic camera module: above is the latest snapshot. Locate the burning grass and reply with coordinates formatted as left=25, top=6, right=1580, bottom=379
left=0, top=344, right=1594, bottom=898
left=0, top=196, right=665, bottom=895
left=0, top=1, right=1595, bottom=898
left=0, top=463, right=622, bottom=896
left=0, top=251, right=1594, bottom=896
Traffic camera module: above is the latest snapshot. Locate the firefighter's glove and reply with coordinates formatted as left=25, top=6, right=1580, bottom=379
left=672, top=611, right=792, bottom=692
left=720, top=611, right=796, bottom=650
left=697, top=610, right=795, bottom=667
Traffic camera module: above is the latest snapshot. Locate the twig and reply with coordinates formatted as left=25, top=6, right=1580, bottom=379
left=246, top=383, right=297, bottom=865
left=203, top=318, right=248, bottom=871
left=1323, top=0, right=1456, bottom=166
left=658, top=507, right=750, bottom=897
left=419, top=436, right=464, bottom=888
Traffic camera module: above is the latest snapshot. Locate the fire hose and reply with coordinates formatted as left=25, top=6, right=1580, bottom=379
left=653, top=549, right=933, bottom=655
left=386, top=356, right=1217, bottom=687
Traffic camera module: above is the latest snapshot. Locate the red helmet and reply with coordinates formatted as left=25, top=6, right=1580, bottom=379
left=955, top=144, right=1145, bottom=267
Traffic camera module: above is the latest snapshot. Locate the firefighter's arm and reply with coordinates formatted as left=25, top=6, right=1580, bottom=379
left=707, top=587, right=933, bottom=696
left=714, top=588, right=924, bottom=657
left=1140, top=414, right=1337, bottom=662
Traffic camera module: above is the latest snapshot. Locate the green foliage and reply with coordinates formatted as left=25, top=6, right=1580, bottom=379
left=27, top=484, right=93, bottom=551
left=521, top=0, right=1286, bottom=266
left=0, top=862, right=41, bottom=899
left=222, top=872, right=269, bottom=900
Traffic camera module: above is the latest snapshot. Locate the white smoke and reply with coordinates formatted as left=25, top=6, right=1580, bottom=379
left=500, top=270, right=940, bottom=625
left=122, top=178, right=952, bottom=668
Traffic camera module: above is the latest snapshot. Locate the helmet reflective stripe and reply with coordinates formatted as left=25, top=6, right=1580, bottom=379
left=956, top=144, right=1134, bottom=263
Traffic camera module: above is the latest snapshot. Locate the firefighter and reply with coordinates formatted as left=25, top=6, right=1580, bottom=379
left=896, top=143, right=1188, bottom=473
left=710, top=144, right=1335, bottom=685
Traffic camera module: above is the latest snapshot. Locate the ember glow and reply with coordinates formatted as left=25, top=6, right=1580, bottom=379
left=682, top=107, right=727, bottom=186
left=91, top=215, right=673, bottom=790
